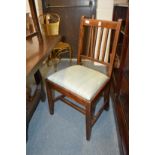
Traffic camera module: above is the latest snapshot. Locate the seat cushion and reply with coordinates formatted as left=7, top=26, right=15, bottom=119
left=47, top=65, right=109, bottom=101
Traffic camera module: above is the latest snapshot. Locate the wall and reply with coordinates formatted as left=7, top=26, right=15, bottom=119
left=96, top=0, right=128, bottom=20
left=27, top=0, right=127, bottom=19
left=96, top=0, right=114, bottom=20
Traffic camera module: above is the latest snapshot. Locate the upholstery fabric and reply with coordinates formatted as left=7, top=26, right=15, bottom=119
left=47, top=65, right=109, bottom=100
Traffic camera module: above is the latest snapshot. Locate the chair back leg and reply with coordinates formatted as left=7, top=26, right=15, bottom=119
left=86, top=104, right=93, bottom=140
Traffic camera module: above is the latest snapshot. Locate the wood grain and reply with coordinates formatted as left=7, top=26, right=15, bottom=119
left=26, top=35, right=61, bottom=76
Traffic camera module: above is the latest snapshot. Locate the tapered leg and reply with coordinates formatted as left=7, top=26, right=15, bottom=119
left=53, top=62, right=57, bottom=72
left=34, top=70, right=46, bottom=102
left=86, top=104, right=92, bottom=141
left=46, top=80, right=55, bottom=115
left=69, top=47, right=72, bottom=65
left=104, top=83, right=110, bottom=111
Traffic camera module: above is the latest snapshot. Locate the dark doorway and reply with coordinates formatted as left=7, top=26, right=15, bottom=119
left=42, top=0, right=97, bottom=58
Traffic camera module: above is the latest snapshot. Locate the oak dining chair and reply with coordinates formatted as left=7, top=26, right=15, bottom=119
left=45, top=16, right=122, bottom=140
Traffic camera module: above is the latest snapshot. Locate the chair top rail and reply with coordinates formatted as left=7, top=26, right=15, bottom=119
left=82, top=18, right=121, bottom=30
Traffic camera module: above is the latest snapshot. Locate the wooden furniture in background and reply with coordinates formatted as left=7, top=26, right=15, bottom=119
left=26, top=0, right=61, bottom=141
left=39, top=13, right=72, bottom=70
left=27, top=0, right=42, bottom=40
left=26, top=35, right=61, bottom=76
left=45, top=17, right=122, bottom=140
left=111, top=3, right=129, bottom=155
left=46, top=41, right=72, bottom=71
left=26, top=35, right=61, bottom=140
left=42, top=0, right=97, bottom=58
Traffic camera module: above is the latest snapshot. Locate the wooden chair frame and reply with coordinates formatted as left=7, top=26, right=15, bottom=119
left=46, top=16, right=122, bottom=140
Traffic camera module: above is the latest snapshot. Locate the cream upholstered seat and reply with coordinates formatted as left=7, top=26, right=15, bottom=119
left=45, top=17, right=122, bottom=140
left=47, top=65, right=109, bottom=101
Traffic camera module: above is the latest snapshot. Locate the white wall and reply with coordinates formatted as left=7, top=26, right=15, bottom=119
left=96, top=0, right=128, bottom=20
left=96, top=0, right=114, bottom=20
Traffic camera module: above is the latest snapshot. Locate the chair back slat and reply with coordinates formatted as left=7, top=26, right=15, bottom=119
left=77, top=16, right=122, bottom=77
left=90, top=26, right=94, bottom=58
left=94, top=26, right=103, bottom=60
left=103, top=29, right=112, bottom=63
left=100, top=28, right=109, bottom=61
left=86, top=27, right=91, bottom=57
left=92, top=27, right=98, bottom=57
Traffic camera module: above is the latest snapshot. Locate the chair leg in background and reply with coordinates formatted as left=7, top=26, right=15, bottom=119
left=104, top=83, right=110, bottom=111
left=69, top=47, right=72, bottom=65
left=34, top=70, right=46, bottom=102
left=53, top=62, right=58, bottom=72
left=46, top=81, right=55, bottom=115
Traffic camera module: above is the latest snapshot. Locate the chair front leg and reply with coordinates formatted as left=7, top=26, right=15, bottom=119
left=86, top=104, right=93, bottom=141
left=46, top=80, right=55, bottom=115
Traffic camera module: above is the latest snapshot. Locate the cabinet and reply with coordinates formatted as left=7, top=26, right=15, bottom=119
left=111, top=3, right=129, bottom=155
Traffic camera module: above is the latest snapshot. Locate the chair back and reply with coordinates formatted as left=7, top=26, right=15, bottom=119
left=77, top=16, right=122, bottom=77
